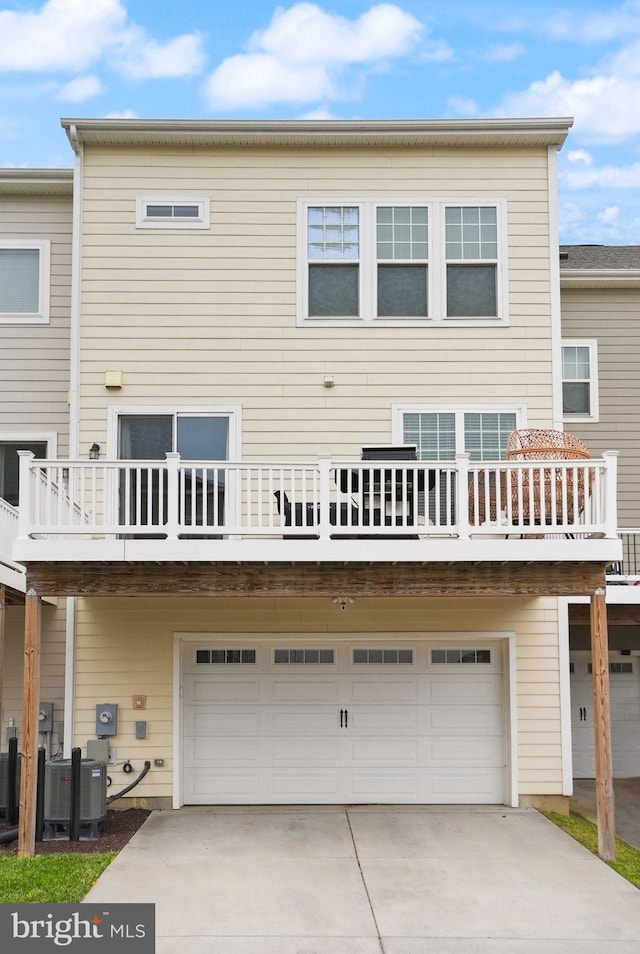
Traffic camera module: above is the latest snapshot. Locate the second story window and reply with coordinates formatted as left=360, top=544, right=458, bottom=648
left=299, top=198, right=506, bottom=325
left=0, top=241, right=51, bottom=324
left=562, top=340, right=598, bottom=421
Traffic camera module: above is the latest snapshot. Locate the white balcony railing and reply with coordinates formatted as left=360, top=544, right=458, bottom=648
left=15, top=450, right=619, bottom=548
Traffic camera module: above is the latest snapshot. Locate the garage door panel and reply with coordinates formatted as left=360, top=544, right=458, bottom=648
left=271, top=773, right=341, bottom=797
left=186, top=772, right=262, bottom=801
left=348, top=679, right=418, bottom=702
left=184, top=737, right=261, bottom=765
left=426, top=737, right=504, bottom=766
left=269, top=679, right=339, bottom=702
left=428, top=706, right=502, bottom=731
left=271, top=739, right=340, bottom=763
left=347, top=739, right=419, bottom=764
left=184, top=707, right=261, bottom=736
left=189, top=679, right=260, bottom=703
left=348, top=773, right=420, bottom=798
left=269, top=708, right=338, bottom=734
left=349, top=708, right=419, bottom=734
left=430, top=771, right=503, bottom=800
left=430, top=677, right=500, bottom=703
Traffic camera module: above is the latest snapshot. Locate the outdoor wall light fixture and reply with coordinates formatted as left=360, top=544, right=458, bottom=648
left=333, top=596, right=354, bottom=612
left=323, top=375, right=335, bottom=388
left=89, top=443, right=101, bottom=460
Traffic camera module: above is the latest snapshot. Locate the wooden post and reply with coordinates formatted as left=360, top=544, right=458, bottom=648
left=18, top=588, right=41, bottom=858
left=590, top=587, right=615, bottom=860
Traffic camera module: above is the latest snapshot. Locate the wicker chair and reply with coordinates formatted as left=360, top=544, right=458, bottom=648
left=505, top=428, right=590, bottom=523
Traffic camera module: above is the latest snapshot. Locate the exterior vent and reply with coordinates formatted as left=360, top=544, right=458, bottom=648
left=44, top=759, right=107, bottom=835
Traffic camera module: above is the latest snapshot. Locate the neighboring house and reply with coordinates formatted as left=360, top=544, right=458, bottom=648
left=0, top=169, right=73, bottom=758
left=10, top=119, right=622, bottom=820
left=559, top=244, right=640, bottom=779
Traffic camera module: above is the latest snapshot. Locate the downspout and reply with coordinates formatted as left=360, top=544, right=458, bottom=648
left=63, top=123, right=83, bottom=757
left=548, top=144, right=564, bottom=431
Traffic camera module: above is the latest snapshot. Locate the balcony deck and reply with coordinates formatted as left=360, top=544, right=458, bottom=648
left=11, top=451, right=622, bottom=599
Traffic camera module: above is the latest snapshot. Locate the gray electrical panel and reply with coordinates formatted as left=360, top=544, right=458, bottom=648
left=39, top=702, right=53, bottom=733
left=95, top=703, right=118, bottom=736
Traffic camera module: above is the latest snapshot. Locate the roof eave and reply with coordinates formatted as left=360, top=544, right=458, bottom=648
left=561, top=269, right=640, bottom=289
left=60, top=117, right=573, bottom=150
left=0, top=168, right=73, bottom=195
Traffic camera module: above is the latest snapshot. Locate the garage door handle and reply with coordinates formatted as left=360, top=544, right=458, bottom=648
left=344, top=708, right=348, bottom=728
left=340, top=708, right=344, bottom=728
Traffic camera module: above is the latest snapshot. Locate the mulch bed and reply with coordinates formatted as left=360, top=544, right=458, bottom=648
left=0, top=808, right=151, bottom=855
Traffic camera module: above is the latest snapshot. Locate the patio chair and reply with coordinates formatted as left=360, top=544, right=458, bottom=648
left=505, top=428, right=590, bottom=524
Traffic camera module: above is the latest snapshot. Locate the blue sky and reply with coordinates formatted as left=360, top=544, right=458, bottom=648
left=1, top=0, right=640, bottom=244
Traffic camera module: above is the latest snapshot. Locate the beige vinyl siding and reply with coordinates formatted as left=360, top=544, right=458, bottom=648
left=1, top=601, right=68, bottom=746
left=73, top=595, right=562, bottom=803
left=561, top=286, right=640, bottom=527
left=0, top=195, right=72, bottom=448
left=77, top=145, right=556, bottom=457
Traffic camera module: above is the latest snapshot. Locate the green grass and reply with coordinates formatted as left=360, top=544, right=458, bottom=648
left=546, top=811, right=640, bottom=890
left=0, top=853, right=116, bottom=903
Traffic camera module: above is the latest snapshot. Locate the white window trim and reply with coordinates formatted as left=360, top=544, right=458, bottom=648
left=561, top=338, right=599, bottom=423
left=135, top=195, right=211, bottom=230
left=392, top=403, right=527, bottom=457
left=0, top=239, right=50, bottom=324
left=297, top=196, right=508, bottom=327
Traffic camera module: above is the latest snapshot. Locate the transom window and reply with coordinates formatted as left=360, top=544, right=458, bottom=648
left=353, top=648, right=413, bottom=664
left=431, top=648, right=492, bottom=664
left=562, top=340, right=598, bottom=421
left=0, top=241, right=50, bottom=323
left=299, top=199, right=506, bottom=325
left=136, top=196, right=210, bottom=229
left=196, top=649, right=256, bottom=664
left=274, top=648, right=335, bottom=664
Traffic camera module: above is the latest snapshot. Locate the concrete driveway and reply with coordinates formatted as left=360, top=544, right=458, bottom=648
left=84, top=806, right=640, bottom=953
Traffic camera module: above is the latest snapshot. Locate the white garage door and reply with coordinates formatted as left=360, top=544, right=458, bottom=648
left=571, top=651, right=640, bottom=778
left=181, top=640, right=505, bottom=805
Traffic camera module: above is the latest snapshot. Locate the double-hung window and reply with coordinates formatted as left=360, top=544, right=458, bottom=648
left=299, top=199, right=505, bottom=325
left=0, top=240, right=51, bottom=324
left=561, top=340, right=598, bottom=421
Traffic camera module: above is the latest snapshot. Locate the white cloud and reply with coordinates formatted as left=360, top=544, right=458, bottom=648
left=0, top=0, right=205, bottom=79
left=447, top=96, right=479, bottom=116
left=205, top=2, right=423, bottom=109
left=249, top=2, right=422, bottom=64
left=298, top=107, right=340, bottom=120
left=561, top=160, right=640, bottom=190
left=544, top=2, right=640, bottom=44
left=0, top=0, right=126, bottom=72
left=567, top=150, right=593, bottom=166
left=483, top=43, right=525, bottom=63
left=598, top=206, right=620, bottom=224
left=493, top=70, right=640, bottom=143
left=115, top=31, right=205, bottom=79
left=104, top=109, right=138, bottom=119
left=57, top=75, right=104, bottom=103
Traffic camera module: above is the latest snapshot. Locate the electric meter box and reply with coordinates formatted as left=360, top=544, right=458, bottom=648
left=95, top=703, right=118, bottom=736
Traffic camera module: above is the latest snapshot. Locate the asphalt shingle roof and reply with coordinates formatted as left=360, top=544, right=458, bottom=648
left=560, top=245, right=640, bottom=270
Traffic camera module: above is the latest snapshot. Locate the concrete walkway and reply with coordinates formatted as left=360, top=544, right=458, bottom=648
left=84, top=806, right=640, bottom=953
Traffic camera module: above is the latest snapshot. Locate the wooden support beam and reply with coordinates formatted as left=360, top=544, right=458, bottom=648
left=590, top=588, right=616, bottom=861
left=25, top=559, right=608, bottom=598
left=18, top=588, right=41, bottom=858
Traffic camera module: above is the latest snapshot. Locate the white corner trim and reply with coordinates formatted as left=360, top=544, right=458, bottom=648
left=63, top=596, right=76, bottom=758
left=173, top=634, right=183, bottom=809
left=557, top=597, right=573, bottom=796
left=548, top=145, right=564, bottom=430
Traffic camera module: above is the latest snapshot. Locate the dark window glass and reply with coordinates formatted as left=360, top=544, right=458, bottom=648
left=309, top=264, right=359, bottom=316
left=377, top=265, right=427, bottom=317
left=196, top=650, right=210, bottom=664
left=0, top=441, right=48, bottom=506
left=562, top=382, right=590, bottom=415
left=447, top=264, right=496, bottom=317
